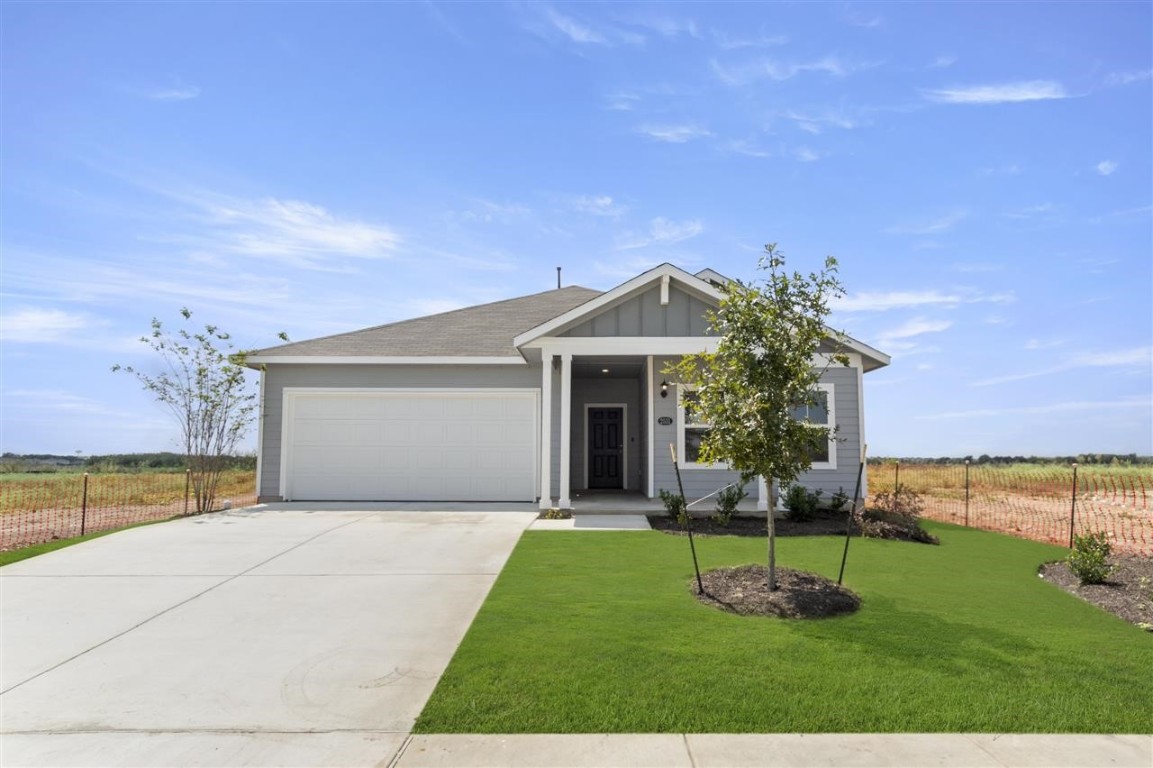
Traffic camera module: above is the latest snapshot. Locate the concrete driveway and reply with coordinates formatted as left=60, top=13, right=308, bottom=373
left=1, top=505, right=538, bottom=767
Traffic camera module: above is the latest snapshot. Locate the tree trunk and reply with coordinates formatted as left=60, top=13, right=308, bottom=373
left=767, top=480, right=778, bottom=591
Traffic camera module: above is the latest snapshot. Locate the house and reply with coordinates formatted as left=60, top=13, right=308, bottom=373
left=245, top=263, right=890, bottom=509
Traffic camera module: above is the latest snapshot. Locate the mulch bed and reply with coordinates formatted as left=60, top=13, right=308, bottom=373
left=1038, top=556, right=1153, bottom=631
left=647, top=509, right=850, bottom=538
left=694, top=564, right=861, bottom=619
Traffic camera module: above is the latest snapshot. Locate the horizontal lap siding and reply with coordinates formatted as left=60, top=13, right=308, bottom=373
left=259, top=364, right=541, bottom=499
left=795, top=365, right=861, bottom=498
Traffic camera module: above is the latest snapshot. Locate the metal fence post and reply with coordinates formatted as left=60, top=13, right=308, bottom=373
left=184, top=468, right=191, bottom=516
left=80, top=472, right=89, bottom=536
left=964, top=460, right=970, bottom=527
left=1068, top=462, right=1078, bottom=548
left=894, top=460, right=900, bottom=492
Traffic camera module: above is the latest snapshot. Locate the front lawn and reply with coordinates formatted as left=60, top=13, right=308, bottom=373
left=415, top=522, right=1152, bottom=733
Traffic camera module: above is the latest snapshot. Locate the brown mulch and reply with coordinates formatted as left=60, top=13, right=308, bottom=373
left=1038, top=556, right=1153, bottom=631
left=648, top=509, right=850, bottom=538
left=694, top=564, right=861, bottom=619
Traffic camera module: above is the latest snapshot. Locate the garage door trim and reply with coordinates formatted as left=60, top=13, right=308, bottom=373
left=279, top=387, right=540, bottom=502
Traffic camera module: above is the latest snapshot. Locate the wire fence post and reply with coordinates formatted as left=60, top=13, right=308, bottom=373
left=964, top=460, right=970, bottom=527
left=80, top=472, right=89, bottom=536
left=1068, top=462, right=1078, bottom=548
left=184, top=468, right=191, bottom=516
left=894, top=460, right=900, bottom=492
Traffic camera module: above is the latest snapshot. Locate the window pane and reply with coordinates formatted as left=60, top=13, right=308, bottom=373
left=808, top=435, right=830, bottom=463
left=685, top=428, right=710, bottom=463
left=683, top=391, right=703, bottom=425
left=810, top=391, right=829, bottom=425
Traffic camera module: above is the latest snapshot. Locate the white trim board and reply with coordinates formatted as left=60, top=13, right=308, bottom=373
left=246, top=355, right=526, bottom=367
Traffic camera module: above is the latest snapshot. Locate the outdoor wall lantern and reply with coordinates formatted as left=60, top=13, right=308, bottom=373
left=660, top=380, right=669, bottom=398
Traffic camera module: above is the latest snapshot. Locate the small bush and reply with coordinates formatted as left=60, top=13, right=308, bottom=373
left=856, top=486, right=938, bottom=544
left=1068, top=531, right=1114, bottom=585
left=783, top=485, right=822, bottom=522
left=659, top=489, right=689, bottom=527
left=539, top=508, right=572, bottom=520
left=712, top=483, right=747, bottom=527
left=829, top=487, right=850, bottom=513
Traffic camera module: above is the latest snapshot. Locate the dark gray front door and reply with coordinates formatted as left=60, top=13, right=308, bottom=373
left=587, top=407, right=624, bottom=489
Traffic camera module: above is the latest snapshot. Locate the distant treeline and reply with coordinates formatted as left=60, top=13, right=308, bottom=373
left=1, top=452, right=257, bottom=472
left=870, top=454, right=1152, bottom=466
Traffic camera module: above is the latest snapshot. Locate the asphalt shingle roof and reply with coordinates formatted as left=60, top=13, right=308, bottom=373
left=253, top=285, right=603, bottom=358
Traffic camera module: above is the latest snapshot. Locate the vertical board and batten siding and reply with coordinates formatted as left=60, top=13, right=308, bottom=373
left=259, top=363, right=541, bottom=499
left=569, top=378, right=642, bottom=491
left=648, top=357, right=862, bottom=504
left=560, top=285, right=718, bottom=338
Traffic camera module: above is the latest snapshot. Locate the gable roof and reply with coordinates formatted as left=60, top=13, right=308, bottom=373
left=245, top=285, right=601, bottom=364
left=513, top=263, right=723, bottom=348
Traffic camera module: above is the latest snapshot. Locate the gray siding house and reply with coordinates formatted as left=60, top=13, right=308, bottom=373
left=246, top=264, right=889, bottom=510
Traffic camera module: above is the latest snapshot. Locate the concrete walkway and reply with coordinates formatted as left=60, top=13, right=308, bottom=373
left=1, top=505, right=537, bottom=767
left=390, top=733, right=1153, bottom=767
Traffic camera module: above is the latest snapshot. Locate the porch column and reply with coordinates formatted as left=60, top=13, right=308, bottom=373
left=539, top=352, right=553, bottom=510
left=758, top=476, right=770, bottom=513
left=558, top=352, right=573, bottom=508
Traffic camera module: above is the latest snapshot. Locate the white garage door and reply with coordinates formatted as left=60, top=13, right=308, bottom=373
left=283, top=389, right=538, bottom=502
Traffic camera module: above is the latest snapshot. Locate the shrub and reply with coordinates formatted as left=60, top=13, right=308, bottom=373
left=783, top=485, right=822, bottom=522
left=712, top=483, right=747, bottom=526
left=1067, top=531, right=1114, bottom=585
left=659, top=489, right=689, bottom=527
left=856, top=486, right=938, bottom=544
left=830, top=487, right=851, bottom=512
left=539, top=508, right=572, bottom=520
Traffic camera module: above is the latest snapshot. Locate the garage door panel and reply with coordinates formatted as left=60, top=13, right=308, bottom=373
left=286, top=391, right=537, bottom=501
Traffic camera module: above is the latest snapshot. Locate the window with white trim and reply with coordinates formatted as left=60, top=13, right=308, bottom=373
left=677, top=388, right=725, bottom=468
left=789, top=383, right=836, bottom=470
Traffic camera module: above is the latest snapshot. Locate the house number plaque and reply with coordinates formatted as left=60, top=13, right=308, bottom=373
left=657, top=416, right=673, bottom=426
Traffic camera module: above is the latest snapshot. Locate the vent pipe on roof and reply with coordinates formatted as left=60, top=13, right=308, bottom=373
left=557, top=266, right=562, bottom=289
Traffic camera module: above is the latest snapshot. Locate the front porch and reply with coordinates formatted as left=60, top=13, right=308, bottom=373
left=568, top=490, right=766, bottom=516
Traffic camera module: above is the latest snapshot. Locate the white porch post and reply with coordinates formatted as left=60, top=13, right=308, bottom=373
left=558, top=352, right=573, bottom=508
left=539, top=351, right=554, bottom=510
left=758, top=476, right=770, bottom=512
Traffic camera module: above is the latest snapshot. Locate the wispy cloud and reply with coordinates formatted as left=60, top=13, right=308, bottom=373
left=625, top=15, right=700, bottom=39
left=1024, top=338, right=1065, bottom=350
left=4, top=389, right=127, bottom=416
left=573, top=195, right=627, bottom=217
left=711, top=55, right=872, bottom=87
left=1095, top=160, right=1118, bottom=176
left=1105, top=69, right=1152, bottom=87
left=723, top=139, right=772, bottom=158
left=605, top=92, right=641, bottom=111
left=450, top=198, right=531, bottom=224
left=925, top=397, right=1150, bottom=420
left=793, top=146, right=823, bottom=162
left=193, top=196, right=400, bottom=267
left=978, top=163, right=1021, bottom=177
left=1003, top=203, right=1055, bottom=220
left=545, top=8, right=607, bottom=44
left=876, top=317, right=952, bottom=352
left=711, top=30, right=788, bottom=50
left=884, top=210, right=967, bottom=235
left=0, top=307, right=94, bottom=344
left=616, top=216, right=703, bottom=250
left=923, top=80, right=1070, bottom=105
left=973, top=346, right=1152, bottom=386
left=929, top=55, right=958, bottom=69
left=147, top=85, right=201, bottom=101
left=534, top=7, right=644, bottom=47
left=841, top=9, right=884, bottom=29
left=635, top=123, right=712, bottom=143
left=784, top=107, right=861, bottom=134
left=834, top=289, right=1014, bottom=313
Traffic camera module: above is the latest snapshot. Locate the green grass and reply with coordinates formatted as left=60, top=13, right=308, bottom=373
left=415, top=522, right=1152, bottom=734
left=0, top=517, right=175, bottom=567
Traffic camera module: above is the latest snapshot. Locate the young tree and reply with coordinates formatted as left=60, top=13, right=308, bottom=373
left=668, top=244, right=848, bottom=590
left=113, top=309, right=279, bottom=514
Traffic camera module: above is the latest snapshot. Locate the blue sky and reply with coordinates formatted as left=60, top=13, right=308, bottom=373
left=2, top=1, right=1150, bottom=458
